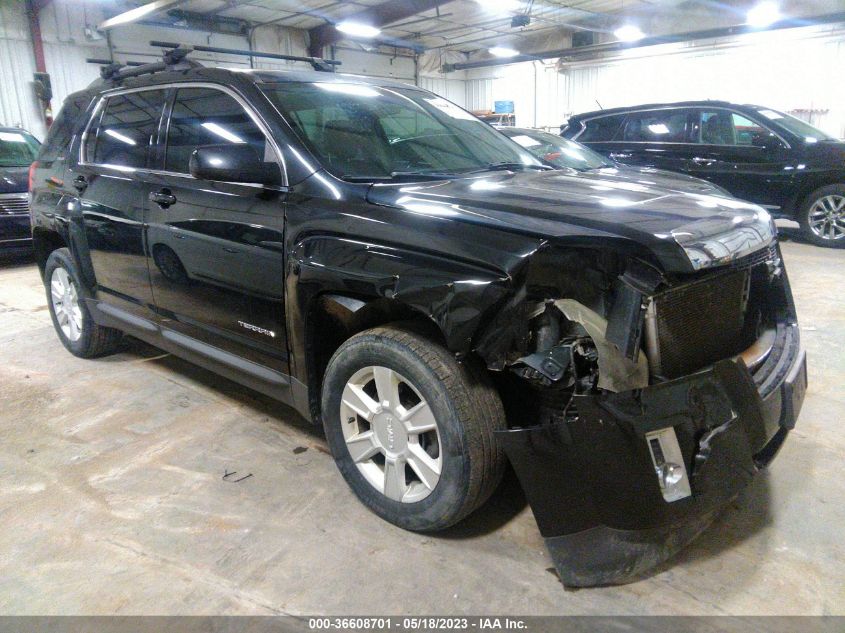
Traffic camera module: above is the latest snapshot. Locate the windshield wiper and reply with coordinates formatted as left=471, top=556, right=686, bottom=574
left=341, top=171, right=456, bottom=183
left=469, top=162, right=552, bottom=173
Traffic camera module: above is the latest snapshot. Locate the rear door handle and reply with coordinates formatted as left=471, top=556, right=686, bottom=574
left=609, top=152, right=632, bottom=159
left=72, top=175, right=88, bottom=192
left=692, top=157, right=716, bottom=166
left=149, top=189, right=177, bottom=208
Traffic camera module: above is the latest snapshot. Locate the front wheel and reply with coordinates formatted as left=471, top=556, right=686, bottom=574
left=798, top=185, right=845, bottom=247
left=44, top=248, right=122, bottom=358
left=321, top=324, right=506, bottom=532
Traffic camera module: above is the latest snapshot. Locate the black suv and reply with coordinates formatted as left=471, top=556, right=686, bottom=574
left=562, top=101, right=845, bottom=248
left=30, top=54, right=806, bottom=586
left=1, top=126, right=40, bottom=252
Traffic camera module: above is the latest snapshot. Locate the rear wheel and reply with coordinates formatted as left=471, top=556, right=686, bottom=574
left=321, top=324, right=506, bottom=531
left=798, top=185, right=845, bottom=248
left=44, top=248, right=122, bottom=358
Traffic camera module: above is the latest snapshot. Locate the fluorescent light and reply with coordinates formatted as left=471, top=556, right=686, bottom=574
left=201, top=122, right=245, bottom=144
left=747, top=2, right=781, bottom=27
left=475, top=0, right=523, bottom=14
left=315, top=83, right=380, bottom=97
left=98, top=0, right=180, bottom=30
left=336, top=21, right=381, bottom=38
left=614, top=25, right=645, bottom=42
left=489, top=46, right=520, bottom=58
left=104, top=129, right=136, bottom=145
left=0, top=132, right=26, bottom=143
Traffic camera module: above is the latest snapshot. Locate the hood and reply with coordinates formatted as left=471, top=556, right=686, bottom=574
left=603, top=165, right=727, bottom=195
left=366, top=169, right=775, bottom=273
left=0, top=166, right=29, bottom=194
left=800, top=138, right=845, bottom=163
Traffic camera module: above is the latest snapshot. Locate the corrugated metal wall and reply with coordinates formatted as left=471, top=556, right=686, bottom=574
left=463, top=22, right=845, bottom=136
left=418, top=76, right=468, bottom=108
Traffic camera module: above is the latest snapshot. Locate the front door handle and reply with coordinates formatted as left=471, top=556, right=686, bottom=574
left=609, top=152, right=632, bottom=160
left=72, top=175, right=88, bottom=192
left=692, top=157, right=716, bottom=166
left=149, top=189, right=177, bottom=208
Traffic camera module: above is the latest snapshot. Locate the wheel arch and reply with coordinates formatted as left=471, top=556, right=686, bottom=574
left=32, top=227, right=68, bottom=276
left=287, top=235, right=516, bottom=423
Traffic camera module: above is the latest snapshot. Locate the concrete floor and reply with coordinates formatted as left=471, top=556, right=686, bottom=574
left=0, top=225, right=843, bottom=615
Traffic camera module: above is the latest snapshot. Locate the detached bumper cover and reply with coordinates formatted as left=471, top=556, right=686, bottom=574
left=497, top=324, right=806, bottom=586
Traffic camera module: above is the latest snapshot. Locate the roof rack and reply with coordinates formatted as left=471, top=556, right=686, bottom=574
left=150, top=40, right=341, bottom=72
left=87, top=46, right=201, bottom=84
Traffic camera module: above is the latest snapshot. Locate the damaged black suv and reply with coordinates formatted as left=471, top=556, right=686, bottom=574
left=30, top=50, right=806, bottom=586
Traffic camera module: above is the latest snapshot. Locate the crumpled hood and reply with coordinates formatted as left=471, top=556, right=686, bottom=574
left=0, top=166, right=29, bottom=194
left=366, top=169, right=775, bottom=272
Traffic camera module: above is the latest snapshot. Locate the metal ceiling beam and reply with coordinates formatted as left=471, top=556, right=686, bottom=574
left=308, top=0, right=452, bottom=56
left=443, top=11, right=845, bottom=71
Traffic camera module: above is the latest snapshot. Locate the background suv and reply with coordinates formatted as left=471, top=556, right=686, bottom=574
left=0, top=126, right=39, bottom=253
left=562, top=101, right=845, bottom=247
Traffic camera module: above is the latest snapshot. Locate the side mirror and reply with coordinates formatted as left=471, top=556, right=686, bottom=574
left=189, top=144, right=282, bottom=186
left=756, top=134, right=785, bottom=151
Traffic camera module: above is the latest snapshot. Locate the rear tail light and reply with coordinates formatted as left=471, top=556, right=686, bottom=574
left=28, top=160, right=39, bottom=192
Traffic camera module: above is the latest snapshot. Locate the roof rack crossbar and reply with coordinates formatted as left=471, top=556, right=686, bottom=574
left=150, top=40, right=341, bottom=72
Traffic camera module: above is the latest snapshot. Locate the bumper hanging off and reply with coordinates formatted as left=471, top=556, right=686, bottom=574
left=496, top=330, right=806, bottom=586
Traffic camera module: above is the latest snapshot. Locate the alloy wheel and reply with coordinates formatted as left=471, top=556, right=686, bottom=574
left=50, top=267, right=83, bottom=342
left=339, top=366, right=442, bottom=503
left=808, top=194, right=845, bottom=241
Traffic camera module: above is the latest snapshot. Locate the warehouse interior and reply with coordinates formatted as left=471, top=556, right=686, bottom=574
left=1, top=0, right=844, bottom=619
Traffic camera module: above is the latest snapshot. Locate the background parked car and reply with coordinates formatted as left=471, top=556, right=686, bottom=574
left=561, top=101, right=845, bottom=247
left=0, top=126, right=39, bottom=253
left=500, top=126, right=732, bottom=196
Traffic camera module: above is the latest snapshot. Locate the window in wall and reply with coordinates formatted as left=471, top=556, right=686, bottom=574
left=88, top=90, right=167, bottom=168
left=165, top=88, right=269, bottom=174
left=621, top=110, right=689, bottom=143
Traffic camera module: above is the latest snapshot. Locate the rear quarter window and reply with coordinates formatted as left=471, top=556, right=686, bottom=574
left=577, top=114, right=626, bottom=142
left=38, top=95, right=92, bottom=163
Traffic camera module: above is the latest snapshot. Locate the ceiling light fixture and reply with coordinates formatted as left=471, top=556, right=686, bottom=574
left=489, top=46, right=520, bottom=58
left=614, top=25, right=645, bottom=42
left=746, top=2, right=782, bottom=27
left=98, top=0, right=181, bottom=30
left=336, top=21, right=381, bottom=38
left=476, top=0, right=523, bottom=14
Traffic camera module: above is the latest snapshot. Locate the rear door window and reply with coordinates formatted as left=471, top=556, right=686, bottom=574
left=621, top=109, right=690, bottom=143
left=164, top=87, right=268, bottom=174
left=577, top=114, right=625, bottom=142
left=85, top=90, right=167, bottom=169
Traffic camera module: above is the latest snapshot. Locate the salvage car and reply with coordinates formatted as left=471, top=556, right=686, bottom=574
left=561, top=101, right=845, bottom=248
left=500, top=126, right=731, bottom=195
left=0, top=126, right=39, bottom=252
left=29, top=48, right=806, bottom=586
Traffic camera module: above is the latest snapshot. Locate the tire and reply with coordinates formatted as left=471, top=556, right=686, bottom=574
left=44, top=248, right=122, bottom=358
left=321, top=324, right=507, bottom=532
left=798, top=184, right=845, bottom=248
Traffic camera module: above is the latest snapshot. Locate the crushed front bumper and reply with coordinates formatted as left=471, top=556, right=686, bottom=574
left=496, top=323, right=806, bottom=586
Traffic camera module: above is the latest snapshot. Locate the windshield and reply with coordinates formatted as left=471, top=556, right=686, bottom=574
left=0, top=130, right=40, bottom=167
left=262, top=82, right=540, bottom=180
left=755, top=108, right=836, bottom=143
left=501, top=128, right=613, bottom=170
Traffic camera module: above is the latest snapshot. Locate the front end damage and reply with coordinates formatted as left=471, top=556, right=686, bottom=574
left=477, top=241, right=807, bottom=586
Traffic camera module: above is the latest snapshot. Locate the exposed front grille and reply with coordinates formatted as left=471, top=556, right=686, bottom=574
left=0, top=194, right=29, bottom=216
left=645, top=268, right=750, bottom=379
